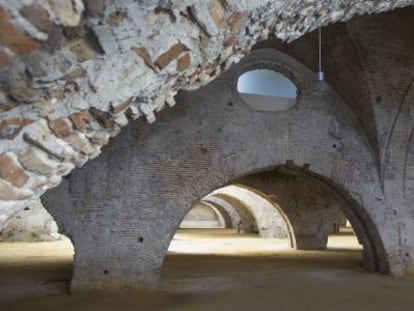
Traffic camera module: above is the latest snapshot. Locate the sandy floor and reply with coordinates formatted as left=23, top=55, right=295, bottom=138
left=1, top=229, right=414, bottom=310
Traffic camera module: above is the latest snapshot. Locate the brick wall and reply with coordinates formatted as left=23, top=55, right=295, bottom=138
left=42, top=48, right=404, bottom=291
left=1, top=1, right=413, bottom=223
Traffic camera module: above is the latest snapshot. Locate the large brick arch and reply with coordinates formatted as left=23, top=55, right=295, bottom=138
left=161, top=153, right=389, bottom=272
left=2, top=1, right=414, bottom=219
left=235, top=168, right=384, bottom=268
left=41, top=48, right=405, bottom=291
left=203, top=194, right=257, bottom=234
left=194, top=201, right=233, bottom=228
left=206, top=185, right=290, bottom=239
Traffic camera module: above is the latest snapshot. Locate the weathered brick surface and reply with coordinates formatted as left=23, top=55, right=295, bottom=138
left=155, top=43, right=185, bottom=69
left=48, top=118, right=73, bottom=138
left=0, top=46, right=12, bottom=69
left=202, top=196, right=242, bottom=229
left=208, top=185, right=290, bottom=239
left=0, top=119, right=33, bottom=139
left=63, top=133, right=96, bottom=155
left=132, top=47, right=157, bottom=71
left=69, top=111, right=92, bottom=132
left=0, top=0, right=414, bottom=292
left=236, top=172, right=349, bottom=250
left=177, top=53, right=191, bottom=72
left=223, top=36, right=236, bottom=48
left=42, top=49, right=395, bottom=291
left=208, top=0, right=226, bottom=29
left=89, top=108, right=115, bottom=130
left=20, top=3, right=53, bottom=34
left=228, top=12, right=245, bottom=33
left=0, top=179, right=31, bottom=200
left=0, top=154, right=29, bottom=187
left=0, top=9, right=39, bottom=53
left=84, top=0, right=104, bottom=17
left=111, top=100, right=131, bottom=115
left=1, top=1, right=413, bottom=214
left=18, top=148, right=55, bottom=176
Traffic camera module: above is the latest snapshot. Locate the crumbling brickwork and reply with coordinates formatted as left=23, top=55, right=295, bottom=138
left=1, top=0, right=413, bottom=223
left=42, top=48, right=402, bottom=291
left=0, top=1, right=413, bottom=292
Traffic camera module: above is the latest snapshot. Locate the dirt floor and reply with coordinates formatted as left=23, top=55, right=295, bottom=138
left=1, top=229, right=414, bottom=310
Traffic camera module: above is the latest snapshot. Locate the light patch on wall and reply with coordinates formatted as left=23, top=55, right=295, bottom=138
left=237, top=69, right=297, bottom=112
left=180, top=202, right=224, bottom=228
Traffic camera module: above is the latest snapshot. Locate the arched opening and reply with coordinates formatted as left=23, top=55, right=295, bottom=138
left=40, top=41, right=393, bottom=293
left=161, top=166, right=372, bottom=304
left=202, top=194, right=258, bottom=233
left=1, top=201, right=60, bottom=242
left=165, top=166, right=365, bottom=262
left=179, top=202, right=226, bottom=229
left=237, top=69, right=297, bottom=111
left=234, top=168, right=365, bottom=253
left=3, top=3, right=414, bottom=309
left=0, top=202, right=74, bottom=299
left=169, top=182, right=293, bottom=256
left=264, top=165, right=385, bottom=272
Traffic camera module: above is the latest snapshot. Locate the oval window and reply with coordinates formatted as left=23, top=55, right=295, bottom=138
left=237, top=69, right=297, bottom=112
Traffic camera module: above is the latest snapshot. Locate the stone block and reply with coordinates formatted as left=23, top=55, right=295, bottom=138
left=46, top=25, right=64, bottom=52
left=0, top=179, right=32, bottom=200
left=21, top=50, right=74, bottom=81
left=0, top=154, right=29, bottom=188
left=48, top=118, right=74, bottom=138
left=89, top=107, right=115, bottom=130
left=66, top=37, right=98, bottom=62
left=92, top=26, right=119, bottom=56
left=223, top=36, right=236, bottom=48
left=86, top=132, right=109, bottom=145
left=8, top=82, right=41, bottom=103
left=190, top=3, right=219, bottom=37
left=132, top=47, right=157, bottom=71
left=23, top=132, right=66, bottom=162
left=228, top=12, right=245, bottom=33
left=84, top=0, right=104, bottom=17
left=48, top=0, right=84, bottom=27
left=208, top=0, right=226, bottom=29
left=155, top=43, right=185, bottom=69
left=0, top=119, right=33, bottom=140
left=165, top=93, right=177, bottom=107
left=63, top=68, right=87, bottom=80
left=0, top=9, right=39, bottom=54
left=107, top=11, right=127, bottom=27
left=177, top=53, right=191, bottom=71
left=63, top=133, right=97, bottom=155
left=0, top=47, right=12, bottom=69
left=20, top=2, right=53, bottom=34
left=18, top=148, right=55, bottom=176
left=69, top=111, right=92, bottom=132
left=111, top=100, right=131, bottom=115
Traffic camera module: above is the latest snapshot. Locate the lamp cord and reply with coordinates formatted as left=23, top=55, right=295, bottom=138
left=318, top=27, right=322, bottom=73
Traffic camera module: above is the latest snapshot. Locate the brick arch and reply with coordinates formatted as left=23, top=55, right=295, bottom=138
left=197, top=201, right=233, bottom=228
left=378, top=81, right=414, bottom=273
left=235, top=168, right=382, bottom=262
left=202, top=195, right=257, bottom=233
left=201, top=199, right=239, bottom=229
left=41, top=48, right=401, bottom=291
left=180, top=201, right=224, bottom=228
left=2, top=1, right=413, bottom=217
left=160, top=152, right=389, bottom=269
left=207, top=185, right=290, bottom=239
